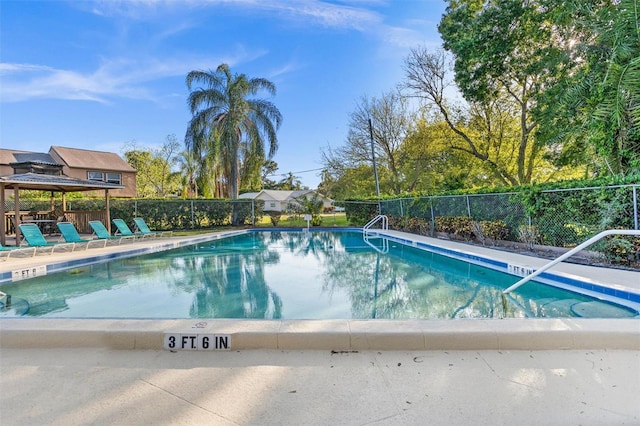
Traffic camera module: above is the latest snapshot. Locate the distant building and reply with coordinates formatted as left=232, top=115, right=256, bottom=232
left=238, top=189, right=332, bottom=212
left=0, top=146, right=136, bottom=198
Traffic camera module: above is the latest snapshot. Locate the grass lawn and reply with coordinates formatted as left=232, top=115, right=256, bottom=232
left=171, top=213, right=351, bottom=236
left=255, top=212, right=350, bottom=228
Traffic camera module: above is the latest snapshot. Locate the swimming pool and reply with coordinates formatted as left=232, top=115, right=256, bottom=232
left=0, top=230, right=637, bottom=319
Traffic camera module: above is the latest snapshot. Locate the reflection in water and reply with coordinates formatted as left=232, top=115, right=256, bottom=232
left=1, top=231, right=636, bottom=319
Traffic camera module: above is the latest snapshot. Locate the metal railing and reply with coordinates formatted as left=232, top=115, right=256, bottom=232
left=363, top=214, right=388, bottom=235
left=503, top=229, right=640, bottom=294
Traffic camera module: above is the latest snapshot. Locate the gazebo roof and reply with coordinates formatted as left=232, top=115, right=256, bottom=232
left=0, top=172, right=124, bottom=192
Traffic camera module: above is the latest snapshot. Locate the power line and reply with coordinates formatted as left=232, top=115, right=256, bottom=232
left=266, top=167, right=324, bottom=177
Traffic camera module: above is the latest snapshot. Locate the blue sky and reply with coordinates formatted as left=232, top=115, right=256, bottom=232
left=1, top=0, right=445, bottom=189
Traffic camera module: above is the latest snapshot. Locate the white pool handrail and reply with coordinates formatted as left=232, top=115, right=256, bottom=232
left=503, top=229, right=640, bottom=294
left=363, top=214, right=388, bottom=236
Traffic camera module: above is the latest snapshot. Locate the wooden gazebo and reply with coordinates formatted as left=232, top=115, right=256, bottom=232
left=0, top=172, right=124, bottom=246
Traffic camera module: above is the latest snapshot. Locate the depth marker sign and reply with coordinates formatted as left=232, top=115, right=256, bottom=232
left=164, top=333, right=231, bottom=351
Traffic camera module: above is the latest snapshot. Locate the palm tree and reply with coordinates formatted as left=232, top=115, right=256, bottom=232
left=175, top=150, right=199, bottom=198
left=185, top=64, right=282, bottom=201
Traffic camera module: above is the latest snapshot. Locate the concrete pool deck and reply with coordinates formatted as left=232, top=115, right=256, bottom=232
left=1, top=347, right=638, bottom=425
left=1, top=231, right=639, bottom=424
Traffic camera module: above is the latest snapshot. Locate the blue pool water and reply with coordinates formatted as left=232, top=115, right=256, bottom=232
left=0, top=231, right=637, bottom=319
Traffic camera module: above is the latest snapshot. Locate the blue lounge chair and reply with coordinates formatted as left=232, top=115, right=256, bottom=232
left=57, top=222, right=107, bottom=250
left=18, top=223, right=75, bottom=254
left=88, top=221, right=134, bottom=244
left=133, top=217, right=173, bottom=238
left=112, top=219, right=151, bottom=239
left=0, top=242, right=36, bottom=259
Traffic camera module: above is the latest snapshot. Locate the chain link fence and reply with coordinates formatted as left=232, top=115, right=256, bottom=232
left=344, top=185, right=639, bottom=253
left=4, top=184, right=639, bottom=251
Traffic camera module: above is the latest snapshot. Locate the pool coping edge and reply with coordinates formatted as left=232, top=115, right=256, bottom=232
left=1, top=318, right=638, bottom=351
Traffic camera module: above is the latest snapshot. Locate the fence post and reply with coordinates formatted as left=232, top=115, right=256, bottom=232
left=134, top=199, right=138, bottom=217
left=190, top=200, right=194, bottom=229
left=251, top=200, right=255, bottom=226
left=633, top=186, right=638, bottom=230
left=466, top=195, right=471, bottom=217
left=430, top=197, right=436, bottom=237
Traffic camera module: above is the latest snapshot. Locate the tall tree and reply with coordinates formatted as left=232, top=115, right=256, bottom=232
left=403, top=46, right=565, bottom=186
left=321, top=91, right=414, bottom=196
left=277, top=172, right=304, bottom=190
left=185, top=64, right=282, bottom=201
left=538, top=0, right=640, bottom=175
left=424, top=0, right=571, bottom=185
left=123, top=136, right=181, bottom=198
left=261, top=160, right=279, bottom=190
left=175, top=149, right=199, bottom=198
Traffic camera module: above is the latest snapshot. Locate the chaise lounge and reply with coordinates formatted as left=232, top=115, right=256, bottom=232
left=18, top=223, right=76, bottom=255
left=57, top=222, right=108, bottom=250
left=88, top=220, right=135, bottom=244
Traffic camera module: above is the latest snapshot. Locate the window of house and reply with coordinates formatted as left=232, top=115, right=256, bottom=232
left=87, top=171, right=104, bottom=181
left=106, top=173, right=122, bottom=184
left=270, top=202, right=276, bottom=208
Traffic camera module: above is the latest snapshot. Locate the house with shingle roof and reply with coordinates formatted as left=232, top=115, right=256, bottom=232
left=238, top=189, right=332, bottom=212
left=0, top=146, right=136, bottom=197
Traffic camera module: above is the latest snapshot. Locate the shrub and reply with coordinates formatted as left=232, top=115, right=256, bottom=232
left=435, top=216, right=473, bottom=240
left=268, top=212, right=282, bottom=226
left=598, top=236, right=640, bottom=266
left=518, top=225, right=540, bottom=250
left=345, top=203, right=378, bottom=226
left=480, top=220, right=509, bottom=245
left=406, top=217, right=431, bottom=235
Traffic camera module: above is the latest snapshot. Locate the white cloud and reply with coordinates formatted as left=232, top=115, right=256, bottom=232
left=84, top=0, right=381, bottom=31
left=2, top=1, right=440, bottom=103
left=0, top=46, right=267, bottom=103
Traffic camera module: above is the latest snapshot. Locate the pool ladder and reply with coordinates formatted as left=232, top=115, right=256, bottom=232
left=363, top=215, right=389, bottom=253
left=363, top=215, right=388, bottom=236
left=503, top=229, right=640, bottom=294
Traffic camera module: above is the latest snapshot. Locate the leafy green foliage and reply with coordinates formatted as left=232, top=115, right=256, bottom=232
left=599, top=236, right=640, bottom=266
left=388, top=215, right=431, bottom=235
left=435, top=216, right=474, bottom=241
left=517, top=225, right=541, bottom=250
left=268, top=211, right=281, bottom=227
left=123, top=135, right=182, bottom=198
left=344, top=203, right=378, bottom=226
left=185, top=64, right=282, bottom=205
left=536, top=0, right=640, bottom=175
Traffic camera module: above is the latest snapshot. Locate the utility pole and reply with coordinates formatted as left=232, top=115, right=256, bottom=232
left=368, top=118, right=381, bottom=214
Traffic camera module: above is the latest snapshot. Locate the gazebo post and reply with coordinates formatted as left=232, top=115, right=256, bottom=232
left=14, top=186, right=20, bottom=246
left=105, top=189, right=111, bottom=233
left=0, top=183, right=5, bottom=246
left=0, top=174, right=123, bottom=241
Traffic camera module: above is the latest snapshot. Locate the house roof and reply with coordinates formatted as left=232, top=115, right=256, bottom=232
left=261, top=190, right=297, bottom=201
left=0, top=172, right=124, bottom=192
left=238, top=189, right=330, bottom=202
left=238, top=192, right=260, bottom=200
left=0, top=149, right=58, bottom=166
left=51, top=146, right=136, bottom=172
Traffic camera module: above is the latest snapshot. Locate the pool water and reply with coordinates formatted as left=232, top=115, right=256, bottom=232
left=0, top=231, right=636, bottom=319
